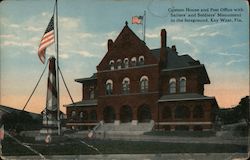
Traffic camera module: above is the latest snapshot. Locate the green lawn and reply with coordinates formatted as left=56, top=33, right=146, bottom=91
left=2, top=136, right=247, bottom=156
left=144, top=131, right=216, bottom=137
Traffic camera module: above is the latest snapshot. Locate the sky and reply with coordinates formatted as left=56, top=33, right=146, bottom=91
left=0, top=0, right=249, bottom=114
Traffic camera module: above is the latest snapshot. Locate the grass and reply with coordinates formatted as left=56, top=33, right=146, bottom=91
left=1, top=135, right=247, bottom=156
left=144, top=131, right=216, bottom=137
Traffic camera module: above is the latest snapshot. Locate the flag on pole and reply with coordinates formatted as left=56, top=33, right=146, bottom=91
left=38, top=15, right=55, bottom=64
left=132, top=16, right=143, bottom=24
left=0, top=125, right=4, bottom=140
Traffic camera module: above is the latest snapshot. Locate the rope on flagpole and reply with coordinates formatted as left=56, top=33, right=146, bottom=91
left=22, top=60, right=49, bottom=111
left=58, top=67, right=75, bottom=104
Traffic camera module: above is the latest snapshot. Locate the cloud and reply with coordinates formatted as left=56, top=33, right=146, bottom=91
left=0, top=34, right=16, bottom=39
left=226, top=59, right=247, bottom=66
left=215, top=52, right=244, bottom=57
left=60, top=54, right=70, bottom=59
left=1, top=41, right=33, bottom=47
left=78, top=32, right=95, bottom=38
left=189, top=31, right=221, bottom=38
left=25, top=26, right=43, bottom=32
left=172, top=36, right=192, bottom=45
left=72, top=50, right=97, bottom=58
left=196, top=23, right=226, bottom=31
left=231, top=42, right=248, bottom=48
left=59, top=17, right=81, bottom=30
left=10, top=24, right=20, bottom=28
left=146, top=33, right=159, bottom=38
left=105, top=31, right=118, bottom=39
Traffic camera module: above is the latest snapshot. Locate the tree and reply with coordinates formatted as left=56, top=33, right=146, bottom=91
left=237, top=96, right=249, bottom=124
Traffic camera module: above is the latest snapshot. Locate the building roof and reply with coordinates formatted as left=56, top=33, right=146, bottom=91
left=0, top=105, right=41, bottom=119
left=158, top=93, right=216, bottom=102
left=151, top=47, right=200, bottom=70
left=151, top=47, right=210, bottom=84
left=75, top=73, right=97, bottom=83
left=65, top=99, right=97, bottom=108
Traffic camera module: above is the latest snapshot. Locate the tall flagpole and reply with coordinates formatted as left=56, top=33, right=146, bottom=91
left=143, top=10, right=146, bottom=42
left=55, top=0, right=61, bottom=136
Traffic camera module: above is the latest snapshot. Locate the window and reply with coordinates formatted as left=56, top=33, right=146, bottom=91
left=90, top=110, right=97, bottom=121
left=80, top=111, right=88, bottom=121
left=124, top=58, right=129, bottom=68
left=71, top=111, right=76, bottom=117
left=71, top=111, right=77, bottom=120
left=162, top=106, right=171, bottom=119
left=109, top=60, right=115, bottom=70
left=169, top=78, right=176, bottom=93
left=180, top=77, right=186, bottom=93
left=140, top=76, right=149, bottom=92
left=105, top=79, right=113, bottom=95
left=175, top=106, right=190, bottom=119
left=122, top=77, right=130, bottom=94
left=89, top=88, right=95, bottom=99
left=138, top=56, right=144, bottom=65
left=117, top=59, right=122, bottom=69
left=193, top=105, right=204, bottom=118
left=131, top=57, right=137, bottom=67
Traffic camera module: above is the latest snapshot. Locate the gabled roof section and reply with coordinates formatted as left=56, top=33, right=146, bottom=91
left=151, top=47, right=210, bottom=84
left=151, top=47, right=200, bottom=69
left=97, top=22, right=156, bottom=71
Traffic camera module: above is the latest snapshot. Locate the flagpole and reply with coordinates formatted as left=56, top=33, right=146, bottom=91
left=143, top=10, right=146, bottom=42
left=55, top=0, right=61, bottom=136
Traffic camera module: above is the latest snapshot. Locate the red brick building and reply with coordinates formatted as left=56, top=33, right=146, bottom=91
left=65, top=22, right=218, bottom=131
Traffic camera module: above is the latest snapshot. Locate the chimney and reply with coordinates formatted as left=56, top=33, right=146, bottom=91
left=160, top=29, right=167, bottom=68
left=161, top=29, right=167, bottom=48
left=107, top=39, right=113, bottom=51
left=171, top=45, right=176, bottom=52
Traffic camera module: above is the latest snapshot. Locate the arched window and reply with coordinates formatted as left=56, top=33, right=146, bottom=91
left=131, top=57, right=137, bottom=67
left=90, top=110, right=97, bottom=121
left=138, top=105, right=152, bottom=122
left=140, top=76, right=149, bottom=92
left=193, top=105, right=204, bottom=118
left=105, top=79, right=113, bottom=95
left=122, top=77, right=130, bottom=94
left=169, top=78, right=176, bottom=93
left=180, top=77, right=186, bottom=93
left=109, top=60, right=115, bottom=70
left=175, top=106, right=190, bottom=119
left=138, top=56, right=145, bottom=65
left=117, top=59, right=122, bottom=69
left=80, top=111, right=88, bottom=121
left=162, top=106, right=171, bottom=119
left=124, top=58, right=129, bottom=68
left=120, top=105, right=132, bottom=123
left=89, top=88, right=95, bottom=99
left=71, top=111, right=77, bottom=120
left=103, top=106, right=115, bottom=123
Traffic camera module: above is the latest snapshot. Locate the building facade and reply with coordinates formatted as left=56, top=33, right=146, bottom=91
left=65, top=22, right=218, bottom=131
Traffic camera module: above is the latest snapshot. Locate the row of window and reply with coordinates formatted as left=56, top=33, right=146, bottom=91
left=169, top=77, right=186, bottom=93
left=109, top=56, right=145, bottom=70
left=70, top=110, right=97, bottom=121
left=105, top=76, right=149, bottom=95
left=162, top=105, right=204, bottom=119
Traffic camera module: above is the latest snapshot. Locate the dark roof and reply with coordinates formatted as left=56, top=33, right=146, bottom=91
left=75, top=73, right=97, bottom=83
left=158, top=93, right=216, bottom=102
left=150, top=47, right=200, bottom=69
left=64, top=99, right=97, bottom=108
left=0, top=105, right=41, bottom=119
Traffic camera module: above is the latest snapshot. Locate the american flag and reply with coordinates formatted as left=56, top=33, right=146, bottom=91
left=0, top=125, right=4, bottom=140
left=38, top=15, right=55, bottom=64
left=132, top=16, right=143, bottom=24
